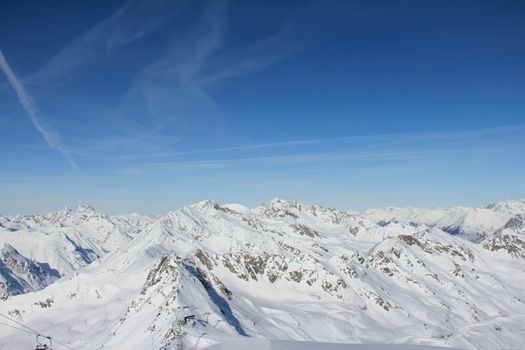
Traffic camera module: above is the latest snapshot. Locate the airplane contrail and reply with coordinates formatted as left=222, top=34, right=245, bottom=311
left=0, top=50, right=78, bottom=171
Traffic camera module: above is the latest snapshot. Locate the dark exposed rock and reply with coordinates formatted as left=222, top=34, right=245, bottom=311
left=312, top=243, right=329, bottom=253
left=243, top=253, right=270, bottom=280
left=142, top=254, right=180, bottom=295
left=290, top=224, right=320, bottom=238
left=195, top=249, right=214, bottom=270
left=288, top=271, right=303, bottom=282
left=484, top=216, right=525, bottom=258
left=398, top=235, right=474, bottom=261
left=399, top=235, right=426, bottom=249
left=34, top=297, right=54, bottom=308
left=484, top=234, right=525, bottom=258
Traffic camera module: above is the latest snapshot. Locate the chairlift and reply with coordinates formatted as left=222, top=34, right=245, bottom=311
left=35, top=334, right=52, bottom=350
left=182, top=314, right=196, bottom=325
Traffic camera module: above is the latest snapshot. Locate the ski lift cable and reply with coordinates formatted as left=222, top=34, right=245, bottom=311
left=0, top=320, right=36, bottom=335
left=0, top=313, right=42, bottom=336
left=0, top=313, right=94, bottom=350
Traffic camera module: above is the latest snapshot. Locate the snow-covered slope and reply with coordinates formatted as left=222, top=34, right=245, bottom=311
left=206, top=339, right=457, bottom=349
left=0, top=199, right=524, bottom=350
left=0, top=205, right=156, bottom=296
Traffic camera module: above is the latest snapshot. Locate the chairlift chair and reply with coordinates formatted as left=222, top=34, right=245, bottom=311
left=35, top=334, right=52, bottom=350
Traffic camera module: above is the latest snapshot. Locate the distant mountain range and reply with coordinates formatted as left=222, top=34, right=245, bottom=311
left=1, top=199, right=524, bottom=349
left=0, top=204, right=156, bottom=296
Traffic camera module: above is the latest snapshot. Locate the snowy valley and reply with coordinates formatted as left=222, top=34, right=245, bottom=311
left=1, top=199, right=524, bottom=349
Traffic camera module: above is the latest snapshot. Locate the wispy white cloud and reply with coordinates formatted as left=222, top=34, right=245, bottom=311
left=10, top=0, right=357, bottom=160
left=200, top=1, right=353, bottom=83
left=117, top=124, right=525, bottom=160
left=0, top=50, right=78, bottom=170
left=120, top=0, right=228, bottom=126
left=25, top=0, right=182, bottom=86
left=118, top=0, right=351, bottom=137
left=111, top=120, right=525, bottom=177
left=5, top=0, right=188, bottom=161
left=187, top=0, right=352, bottom=84
left=128, top=144, right=525, bottom=172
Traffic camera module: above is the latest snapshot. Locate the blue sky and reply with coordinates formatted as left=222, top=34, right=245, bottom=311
left=0, top=0, right=524, bottom=214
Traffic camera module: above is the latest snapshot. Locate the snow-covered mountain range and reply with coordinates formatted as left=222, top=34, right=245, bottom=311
left=0, top=199, right=524, bottom=349
left=0, top=205, right=156, bottom=296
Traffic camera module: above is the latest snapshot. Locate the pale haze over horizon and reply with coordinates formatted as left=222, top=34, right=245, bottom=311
left=1, top=0, right=524, bottom=214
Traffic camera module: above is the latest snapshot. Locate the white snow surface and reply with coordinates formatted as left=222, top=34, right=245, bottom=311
left=0, top=199, right=524, bottom=350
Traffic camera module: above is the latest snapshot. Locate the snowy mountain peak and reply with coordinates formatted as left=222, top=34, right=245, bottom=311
left=486, top=199, right=525, bottom=215
left=262, top=198, right=302, bottom=210
left=189, top=199, right=221, bottom=211
left=72, top=203, right=98, bottom=214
